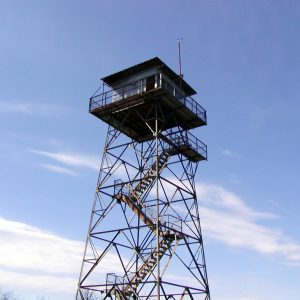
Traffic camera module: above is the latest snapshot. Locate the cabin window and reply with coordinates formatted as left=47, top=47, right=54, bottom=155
left=155, top=73, right=161, bottom=88
left=112, top=87, right=123, bottom=102
left=124, top=80, right=138, bottom=98
left=146, top=75, right=156, bottom=91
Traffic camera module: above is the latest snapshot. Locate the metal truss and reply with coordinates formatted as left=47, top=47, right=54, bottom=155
left=77, top=100, right=210, bottom=300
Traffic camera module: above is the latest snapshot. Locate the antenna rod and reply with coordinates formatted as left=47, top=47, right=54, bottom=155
left=177, top=38, right=183, bottom=78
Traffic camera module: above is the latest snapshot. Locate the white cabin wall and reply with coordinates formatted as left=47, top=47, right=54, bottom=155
left=111, top=66, right=158, bottom=89
left=109, top=66, right=186, bottom=102
left=110, top=67, right=158, bottom=102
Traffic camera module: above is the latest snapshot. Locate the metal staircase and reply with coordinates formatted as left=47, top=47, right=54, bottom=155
left=124, top=234, right=180, bottom=296
left=110, top=148, right=183, bottom=298
left=131, top=148, right=176, bottom=200
left=114, top=148, right=176, bottom=230
left=114, top=193, right=156, bottom=231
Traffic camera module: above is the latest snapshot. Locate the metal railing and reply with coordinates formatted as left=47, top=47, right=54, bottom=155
left=113, top=180, right=159, bottom=224
left=89, top=73, right=207, bottom=124
left=89, top=76, right=159, bottom=111
left=114, top=180, right=190, bottom=233
left=106, top=273, right=138, bottom=298
left=106, top=272, right=129, bottom=289
left=161, top=79, right=207, bottom=123
left=164, top=129, right=207, bottom=160
left=161, top=214, right=183, bottom=233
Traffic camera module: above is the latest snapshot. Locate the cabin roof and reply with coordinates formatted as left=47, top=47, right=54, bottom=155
left=101, top=57, right=196, bottom=96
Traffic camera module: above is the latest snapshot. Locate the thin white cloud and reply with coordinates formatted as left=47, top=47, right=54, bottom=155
left=143, top=179, right=300, bottom=264
left=0, top=269, right=76, bottom=294
left=0, top=100, right=71, bottom=116
left=0, top=217, right=123, bottom=294
left=196, top=183, right=276, bottom=220
left=221, top=149, right=239, bottom=158
left=0, top=217, right=83, bottom=275
left=0, top=101, right=33, bottom=114
left=30, top=149, right=100, bottom=171
left=228, top=173, right=241, bottom=184
left=41, top=163, right=77, bottom=176
left=1, top=184, right=299, bottom=297
left=0, top=184, right=299, bottom=298
left=196, top=183, right=300, bottom=264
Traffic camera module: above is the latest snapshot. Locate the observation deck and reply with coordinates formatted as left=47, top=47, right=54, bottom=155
left=89, top=58, right=207, bottom=142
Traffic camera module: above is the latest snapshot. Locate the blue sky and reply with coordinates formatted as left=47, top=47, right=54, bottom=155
left=0, top=0, right=299, bottom=299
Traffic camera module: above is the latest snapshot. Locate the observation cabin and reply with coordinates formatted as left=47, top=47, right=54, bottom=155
left=89, top=57, right=207, bottom=162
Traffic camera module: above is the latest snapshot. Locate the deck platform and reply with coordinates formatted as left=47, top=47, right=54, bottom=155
left=161, top=130, right=207, bottom=162
left=89, top=77, right=207, bottom=142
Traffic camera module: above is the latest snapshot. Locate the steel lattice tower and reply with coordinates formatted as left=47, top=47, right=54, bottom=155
left=77, top=57, right=210, bottom=300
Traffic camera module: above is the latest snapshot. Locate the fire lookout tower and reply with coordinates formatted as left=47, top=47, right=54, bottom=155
left=77, top=57, right=211, bottom=300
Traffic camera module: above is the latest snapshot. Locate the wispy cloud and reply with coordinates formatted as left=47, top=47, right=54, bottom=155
left=0, top=218, right=82, bottom=275
left=196, top=183, right=276, bottom=220
left=30, top=149, right=100, bottom=171
left=0, top=101, right=33, bottom=114
left=0, top=269, right=76, bottom=294
left=196, top=183, right=300, bottom=264
left=40, top=163, right=77, bottom=176
left=1, top=183, right=299, bottom=296
left=0, top=100, right=71, bottom=117
left=221, top=149, right=239, bottom=158
left=228, top=173, right=241, bottom=184
left=0, top=217, right=122, bottom=294
left=145, top=178, right=300, bottom=264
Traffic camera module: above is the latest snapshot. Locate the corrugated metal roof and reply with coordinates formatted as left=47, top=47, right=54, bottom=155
left=101, top=57, right=196, bottom=96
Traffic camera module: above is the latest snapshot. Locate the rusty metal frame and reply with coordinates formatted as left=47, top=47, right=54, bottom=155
left=77, top=82, right=210, bottom=300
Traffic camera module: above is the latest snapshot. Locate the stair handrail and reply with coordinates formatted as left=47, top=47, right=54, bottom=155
left=161, top=214, right=183, bottom=233
left=107, top=272, right=141, bottom=299
left=125, top=183, right=160, bottom=224
left=114, top=179, right=167, bottom=229
left=108, top=234, right=179, bottom=296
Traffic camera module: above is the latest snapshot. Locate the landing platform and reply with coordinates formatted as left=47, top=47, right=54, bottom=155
left=161, top=130, right=207, bottom=162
